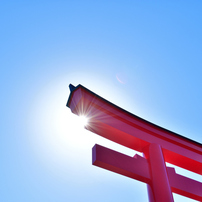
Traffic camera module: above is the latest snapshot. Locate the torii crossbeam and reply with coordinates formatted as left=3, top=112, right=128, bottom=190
left=66, top=84, right=202, bottom=202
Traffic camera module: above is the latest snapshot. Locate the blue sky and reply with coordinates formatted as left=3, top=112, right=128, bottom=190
left=1, top=1, right=202, bottom=202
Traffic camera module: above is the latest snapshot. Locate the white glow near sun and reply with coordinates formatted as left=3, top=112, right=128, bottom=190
left=78, top=115, right=88, bottom=128
left=28, top=74, right=140, bottom=181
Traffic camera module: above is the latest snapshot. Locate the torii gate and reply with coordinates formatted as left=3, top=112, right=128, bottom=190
left=66, top=84, right=202, bottom=202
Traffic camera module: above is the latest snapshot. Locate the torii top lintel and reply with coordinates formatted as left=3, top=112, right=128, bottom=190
left=67, top=84, right=202, bottom=175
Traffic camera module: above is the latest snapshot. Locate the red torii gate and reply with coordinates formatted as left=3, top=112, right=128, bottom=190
left=67, top=84, right=202, bottom=202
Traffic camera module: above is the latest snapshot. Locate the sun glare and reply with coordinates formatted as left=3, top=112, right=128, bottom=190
left=78, top=115, right=88, bottom=128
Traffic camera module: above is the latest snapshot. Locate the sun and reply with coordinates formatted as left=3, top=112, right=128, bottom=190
left=78, top=115, right=89, bottom=128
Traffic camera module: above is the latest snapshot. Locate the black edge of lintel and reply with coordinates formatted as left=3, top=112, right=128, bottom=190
left=69, top=84, right=76, bottom=92
left=66, top=84, right=77, bottom=108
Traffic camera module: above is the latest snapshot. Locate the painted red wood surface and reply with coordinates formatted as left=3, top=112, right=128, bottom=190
left=93, top=144, right=202, bottom=201
left=67, top=84, right=202, bottom=201
left=67, top=84, right=202, bottom=174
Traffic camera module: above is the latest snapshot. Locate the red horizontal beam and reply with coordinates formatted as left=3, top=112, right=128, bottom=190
left=167, top=167, right=202, bottom=201
left=67, top=84, right=202, bottom=175
left=93, top=144, right=202, bottom=201
left=92, top=144, right=150, bottom=184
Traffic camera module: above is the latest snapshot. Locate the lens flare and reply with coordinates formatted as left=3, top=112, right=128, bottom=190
left=79, top=115, right=88, bottom=128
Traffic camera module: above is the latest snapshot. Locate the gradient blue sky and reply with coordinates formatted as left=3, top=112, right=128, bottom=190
left=1, top=1, right=202, bottom=202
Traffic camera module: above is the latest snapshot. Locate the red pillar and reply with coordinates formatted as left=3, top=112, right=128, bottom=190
left=144, top=143, right=174, bottom=202
left=147, top=184, right=155, bottom=202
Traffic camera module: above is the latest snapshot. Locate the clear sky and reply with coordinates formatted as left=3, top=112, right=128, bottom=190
left=1, top=1, right=202, bottom=202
